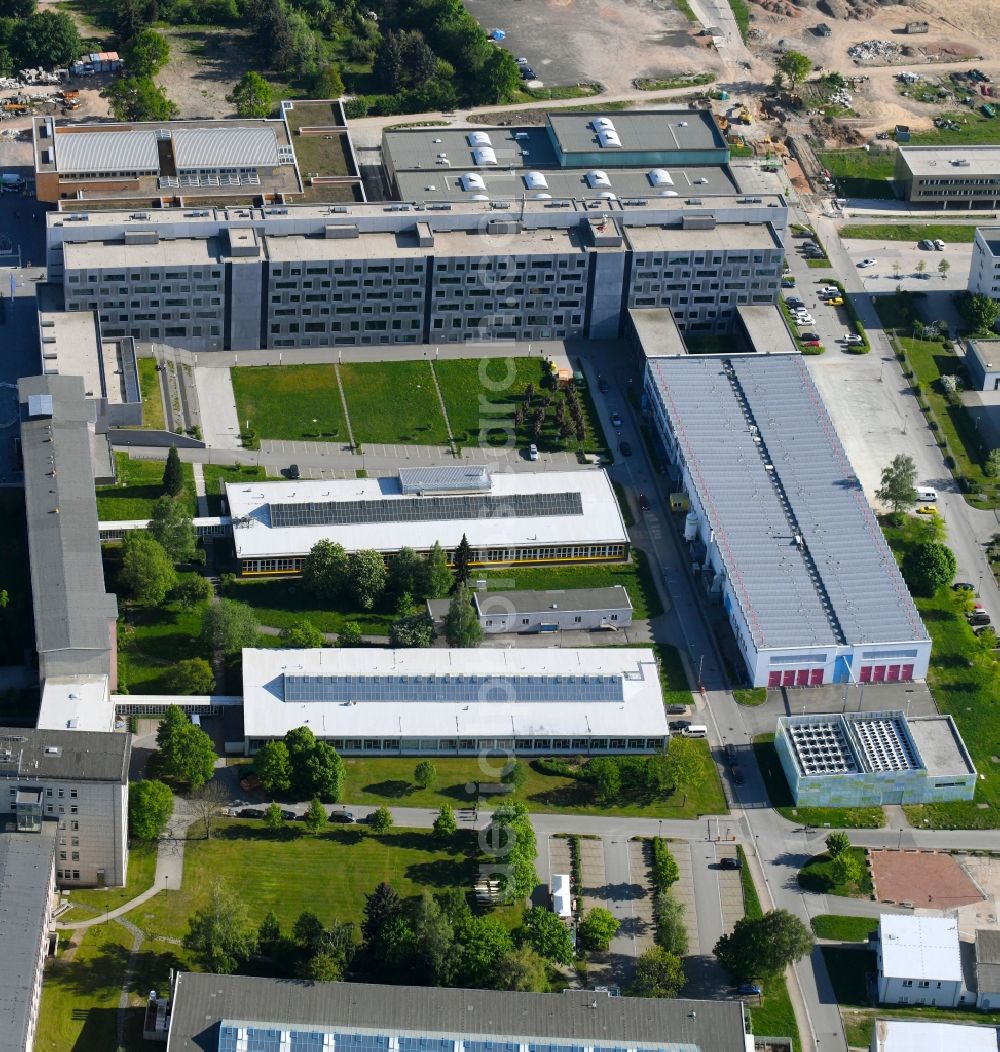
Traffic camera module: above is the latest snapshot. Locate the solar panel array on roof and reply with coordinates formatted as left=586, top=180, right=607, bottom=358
left=648, top=355, right=928, bottom=649
left=268, top=492, right=583, bottom=529
left=55, top=129, right=159, bottom=174
left=397, top=465, right=491, bottom=495
left=850, top=716, right=918, bottom=772
left=283, top=673, right=624, bottom=704
left=220, top=1032, right=681, bottom=1052
left=172, top=127, right=280, bottom=171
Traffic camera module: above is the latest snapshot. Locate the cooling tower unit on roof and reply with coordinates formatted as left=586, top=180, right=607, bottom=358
left=523, top=171, right=548, bottom=190
left=460, top=173, right=486, bottom=191
left=467, top=131, right=492, bottom=147
left=648, top=169, right=674, bottom=187
left=586, top=170, right=611, bottom=188
left=472, top=147, right=498, bottom=166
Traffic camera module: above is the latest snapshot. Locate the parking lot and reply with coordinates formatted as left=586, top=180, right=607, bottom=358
left=841, top=238, right=973, bottom=294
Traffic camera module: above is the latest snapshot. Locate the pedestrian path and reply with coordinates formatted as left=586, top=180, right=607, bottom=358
left=192, top=461, right=209, bottom=516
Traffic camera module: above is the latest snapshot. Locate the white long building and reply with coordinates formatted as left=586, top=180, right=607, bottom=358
left=240, top=647, right=668, bottom=756
left=226, top=466, right=630, bottom=575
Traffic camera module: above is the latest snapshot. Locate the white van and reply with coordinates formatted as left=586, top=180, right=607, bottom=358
left=682, top=725, right=708, bottom=738
left=916, top=486, right=936, bottom=502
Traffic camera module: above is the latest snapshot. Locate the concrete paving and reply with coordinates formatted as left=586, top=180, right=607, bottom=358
left=667, top=840, right=701, bottom=953
left=839, top=239, right=972, bottom=295
left=194, top=366, right=242, bottom=449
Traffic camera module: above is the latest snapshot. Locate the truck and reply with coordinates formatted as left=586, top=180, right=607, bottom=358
left=0, top=172, right=24, bottom=193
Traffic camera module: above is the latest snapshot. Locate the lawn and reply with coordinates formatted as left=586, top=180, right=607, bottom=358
left=481, top=550, right=663, bottom=619
left=202, top=464, right=273, bottom=516
left=736, top=846, right=802, bottom=1049
left=822, top=945, right=1000, bottom=1047
left=67, top=843, right=157, bottom=917
left=882, top=517, right=1000, bottom=828
left=810, top=914, right=877, bottom=942
left=96, top=453, right=197, bottom=520
left=753, top=735, right=885, bottom=829
left=840, top=224, right=977, bottom=243
left=733, top=688, right=767, bottom=706
left=816, top=150, right=896, bottom=200
left=231, top=364, right=348, bottom=443
left=910, top=111, right=1000, bottom=147
left=340, top=745, right=726, bottom=819
left=137, top=357, right=165, bottom=431
left=653, top=642, right=695, bottom=708
left=0, top=490, right=34, bottom=665
left=797, top=849, right=872, bottom=897
left=727, top=0, right=750, bottom=40
left=434, top=357, right=608, bottom=455
left=223, top=576, right=394, bottom=637
left=129, top=824, right=478, bottom=941
left=341, top=361, right=449, bottom=445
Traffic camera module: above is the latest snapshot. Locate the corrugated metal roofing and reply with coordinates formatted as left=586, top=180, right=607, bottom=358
left=648, top=354, right=928, bottom=650
left=398, top=465, right=491, bottom=494
left=172, top=127, right=279, bottom=170
left=55, top=129, right=159, bottom=174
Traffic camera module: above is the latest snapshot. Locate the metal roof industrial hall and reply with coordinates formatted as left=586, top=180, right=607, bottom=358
left=172, top=126, right=280, bottom=170
left=647, top=354, right=928, bottom=650
left=55, top=129, right=159, bottom=174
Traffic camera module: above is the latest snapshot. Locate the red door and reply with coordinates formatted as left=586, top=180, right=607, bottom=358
left=859, top=666, right=872, bottom=683
left=886, top=665, right=900, bottom=683
left=901, top=664, right=914, bottom=681
left=872, top=665, right=886, bottom=683
left=768, top=671, right=782, bottom=688
left=782, top=670, right=796, bottom=687
left=796, top=669, right=810, bottom=686
left=809, top=668, right=823, bottom=686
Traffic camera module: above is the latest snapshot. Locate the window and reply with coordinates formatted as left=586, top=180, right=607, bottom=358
left=902, top=981, right=913, bottom=988
left=70, top=805, right=78, bottom=814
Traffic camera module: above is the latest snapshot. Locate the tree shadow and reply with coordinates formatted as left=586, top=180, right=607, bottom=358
left=362, top=780, right=412, bottom=799
left=72, top=1007, right=120, bottom=1052
left=404, top=857, right=475, bottom=885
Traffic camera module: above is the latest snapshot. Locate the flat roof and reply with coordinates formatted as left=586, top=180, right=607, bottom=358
left=646, top=354, right=928, bottom=650
left=625, top=222, right=781, bottom=253
left=737, top=305, right=799, bottom=355
left=629, top=308, right=688, bottom=357
left=476, top=585, right=633, bottom=615
left=37, top=307, right=103, bottom=398
left=172, top=126, right=279, bottom=170
left=899, top=145, right=1000, bottom=177
left=36, top=676, right=115, bottom=733
left=548, top=110, right=726, bottom=155
left=54, top=128, right=159, bottom=174
left=0, top=724, right=129, bottom=782
left=225, top=469, right=628, bottom=559
left=166, top=974, right=748, bottom=1052
left=241, top=647, right=667, bottom=742
left=384, top=126, right=559, bottom=173
left=975, top=227, right=1000, bottom=257
left=967, top=338, right=1000, bottom=372
left=906, top=716, right=976, bottom=777
left=0, top=833, right=55, bottom=1052
left=63, top=236, right=220, bottom=270
left=873, top=1020, right=999, bottom=1052
left=879, top=914, right=962, bottom=982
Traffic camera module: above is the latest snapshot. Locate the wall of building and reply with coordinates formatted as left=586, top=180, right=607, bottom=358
left=474, top=602, right=633, bottom=633
left=25, top=849, right=55, bottom=1051
left=896, top=154, right=1000, bottom=207
left=876, top=972, right=965, bottom=1008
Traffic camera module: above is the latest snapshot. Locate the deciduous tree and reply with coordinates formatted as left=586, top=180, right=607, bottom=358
left=106, top=76, right=178, bottom=121
left=495, top=945, right=549, bottom=991
left=825, top=832, right=850, bottom=857
left=188, top=780, right=229, bottom=838
left=165, top=657, right=215, bottom=695
left=201, top=599, right=259, bottom=654
left=776, top=49, right=810, bottom=89
left=227, top=70, right=273, bottom=117
left=149, top=495, right=197, bottom=562
left=183, top=879, right=257, bottom=973
left=714, top=909, right=813, bottom=980
left=369, top=805, right=393, bottom=833
left=389, top=613, right=435, bottom=647
left=579, top=907, right=620, bottom=951
left=122, top=28, right=169, bottom=78
left=876, top=454, right=918, bottom=515
left=155, top=708, right=216, bottom=789
left=120, top=532, right=177, bottom=606
left=445, top=583, right=482, bottom=647
left=414, top=760, right=437, bottom=789
left=347, top=549, right=387, bottom=610
left=264, top=801, right=285, bottom=831
left=304, top=797, right=326, bottom=832
left=433, top=803, right=457, bottom=838
left=664, top=736, right=704, bottom=806
left=901, top=541, right=956, bottom=597
left=128, top=778, right=173, bottom=840
left=519, top=906, right=574, bottom=964
left=303, top=540, right=348, bottom=600
left=11, top=10, right=80, bottom=69
left=631, top=946, right=685, bottom=997
left=173, top=575, right=212, bottom=610
left=959, top=291, right=1000, bottom=333
left=279, top=619, right=325, bottom=648
left=337, top=621, right=363, bottom=647
left=425, top=541, right=452, bottom=598
left=254, top=739, right=292, bottom=793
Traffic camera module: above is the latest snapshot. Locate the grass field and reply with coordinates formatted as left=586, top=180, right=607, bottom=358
left=652, top=642, right=694, bottom=708
left=810, top=914, right=877, bottom=942
left=137, top=358, right=165, bottom=431
left=911, top=111, right=1000, bottom=147
left=96, top=453, right=197, bottom=520
left=129, top=824, right=477, bottom=941
left=797, top=849, right=872, bottom=897
left=840, top=224, right=977, bottom=243
left=67, top=843, right=157, bottom=917
left=341, top=361, right=450, bottom=445
left=333, top=746, right=726, bottom=818
left=727, top=0, right=750, bottom=40
left=883, top=517, right=1000, bottom=828
left=231, top=364, right=347, bottom=442
left=202, top=464, right=273, bottom=516
left=224, top=577, right=394, bottom=636
left=733, top=688, right=767, bottom=706
left=0, top=490, right=34, bottom=665
left=736, top=846, right=801, bottom=1049
left=753, top=735, right=885, bottom=829
left=817, top=150, right=896, bottom=200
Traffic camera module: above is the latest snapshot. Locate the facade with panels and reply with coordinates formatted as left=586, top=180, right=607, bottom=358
left=644, top=353, right=931, bottom=689
left=896, top=147, right=1000, bottom=208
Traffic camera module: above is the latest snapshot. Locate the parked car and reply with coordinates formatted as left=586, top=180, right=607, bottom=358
left=786, top=296, right=804, bottom=308
left=527, top=443, right=538, bottom=461
left=781, top=277, right=796, bottom=288
left=737, top=982, right=762, bottom=995
left=619, top=440, right=633, bottom=457
left=794, top=314, right=815, bottom=325
left=610, top=412, right=623, bottom=428
left=288, top=463, right=300, bottom=480
left=724, top=743, right=738, bottom=764
left=823, top=296, right=844, bottom=306
left=280, top=809, right=296, bottom=821
left=818, top=285, right=839, bottom=296
left=933, top=239, right=945, bottom=250
left=720, top=856, right=742, bottom=870
left=919, top=239, right=934, bottom=250
left=968, top=612, right=992, bottom=627
left=667, top=704, right=688, bottom=715
left=916, top=504, right=938, bottom=515
left=859, top=258, right=877, bottom=268
left=841, top=333, right=863, bottom=345
left=974, top=624, right=995, bottom=637
left=802, top=339, right=821, bottom=348
left=952, top=581, right=976, bottom=592
left=329, top=810, right=356, bottom=823
left=669, top=720, right=690, bottom=732
left=520, top=67, right=536, bottom=79
left=799, top=331, right=820, bottom=342
left=239, top=808, right=264, bottom=819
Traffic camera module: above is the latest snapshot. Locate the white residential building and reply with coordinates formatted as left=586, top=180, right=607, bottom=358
left=876, top=915, right=971, bottom=1007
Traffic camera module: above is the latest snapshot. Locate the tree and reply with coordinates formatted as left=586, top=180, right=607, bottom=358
left=173, top=575, right=212, bottom=610
left=938, top=258, right=951, bottom=278
left=959, top=291, right=1000, bottom=334
left=915, top=259, right=927, bottom=277
left=830, top=850, right=862, bottom=888
left=308, top=947, right=346, bottom=981
left=433, top=803, right=457, bottom=838
left=654, top=890, right=688, bottom=955
left=519, top=907, right=574, bottom=964
left=166, top=657, right=215, bottom=695
left=402, top=33, right=437, bottom=88
left=409, top=892, right=459, bottom=986
left=227, top=70, right=273, bottom=118
left=714, top=909, right=813, bottom=980
left=362, top=882, right=403, bottom=946
left=389, top=613, right=435, bottom=647
left=0, top=0, right=36, bottom=18
left=495, top=945, right=549, bottom=992
left=825, top=832, right=850, bottom=857
left=149, top=496, right=197, bottom=563
left=388, top=548, right=425, bottom=599
left=257, top=911, right=281, bottom=953
left=986, top=448, right=1000, bottom=478
left=585, top=756, right=621, bottom=804
left=369, top=805, right=393, bottom=833
left=120, top=532, right=176, bottom=606
left=373, top=29, right=403, bottom=91
left=579, top=907, right=620, bottom=952
left=453, top=533, right=472, bottom=585
left=892, top=260, right=903, bottom=281
left=188, top=780, right=229, bottom=838
left=254, top=739, right=292, bottom=794
left=425, top=541, right=452, bottom=598
left=304, top=797, right=326, bottom=832
left=348, top=550, right=387, bottom=610
left=302, top=740, right=345, bottom=801
left=183, top=879, right=257, bottom=974
left=479, top=47, right=521, bottom=103
left=106, top=76, right=178, bottom=121
left=876, top=454, right=918, bottom=515
left=279, top=619, right=325, bottom=648
left=444, top=583, right=482, bottom=647
left=10, top=10, right=80, bottom=68
left=631, top=946, right=686, bottom=997
left=158, top=713, right=216, bottom=789
left=901, top=540, right=957, bottom=597
left=302, top=540, right=348, bottom=600
left=264, top=801, right=285, bottom=831
left=201, top=599, right=259, bottom=654
left=312, top=64, right=344, bottom=98
left=664, top=737, right=704, bottom=806
left=414, top=760, right=437, bottom=789
left=122, top=27, right=169, bottom=78
left=128, top=778, right=173, bottom=840
left=651, top=838, right=680, bottom=888
left=777, top=49, right=810, bottom=89
left=293, top=911, right=325, bottom=953
left=455, top=916, right=514, bottom=987
left=337, top=621, right=363, bottom=647
left=156, top=705, right=188, bottom=774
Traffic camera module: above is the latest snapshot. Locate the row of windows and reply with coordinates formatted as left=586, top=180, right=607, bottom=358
left=57, top=868, right=82, bottom=880
left=68, top=270, right=221, bottom=282
left=271, top=265, right=426, bottom=277
left=249, top=736, right=665, bottom=753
